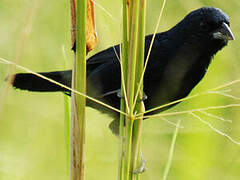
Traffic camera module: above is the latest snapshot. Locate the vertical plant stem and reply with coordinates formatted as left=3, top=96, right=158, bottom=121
left=163, top=120, right=181, bottom=180
left=119, top=0, right=146, bottom=179
left=124, top=116, right=134, bottom=180
left=70, top=0, right=87, bottom=179
left=131, top=103, right=144, bottom=180
left=124, top=0, right=140, bottom=178
left=131, top=0, right=146, bottom=179
left=119, top=0, right=129, bottom=179
left=70, top=0, right=76, bottom=49
left=127, top=0, right=139, bottom=112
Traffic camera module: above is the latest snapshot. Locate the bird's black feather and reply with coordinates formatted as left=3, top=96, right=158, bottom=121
left=9, top=7, right=234, bottom=134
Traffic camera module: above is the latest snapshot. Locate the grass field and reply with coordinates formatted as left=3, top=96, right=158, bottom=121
left=1, top=0, right=240, bottom=179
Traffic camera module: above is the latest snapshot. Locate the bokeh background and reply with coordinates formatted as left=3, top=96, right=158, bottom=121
left=1, top=0, right=240, bottom=179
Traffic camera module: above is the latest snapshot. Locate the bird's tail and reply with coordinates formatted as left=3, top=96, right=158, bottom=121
left=7, top=70, right=72, bottom=93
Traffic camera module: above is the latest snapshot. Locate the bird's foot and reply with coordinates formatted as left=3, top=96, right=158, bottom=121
left=117, top=91, right=147, bottom=102
left=140, top=93, right=148, bottom=101
left=132, top=153, right=147, bottom=174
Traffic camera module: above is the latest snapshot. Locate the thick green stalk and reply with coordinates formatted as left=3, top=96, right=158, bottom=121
left=119, top=0, right=129, bottom=179
left=124, top=116, right=134, bottom=180
left=126, top=0, right=140, bottom=113
left=131, top=0, right=146, bottom=179
left=124, top=0, right=140, bottom=176
left=119, top=0, right=146, bottom=179
left=70, top=0, right=87, bottom=179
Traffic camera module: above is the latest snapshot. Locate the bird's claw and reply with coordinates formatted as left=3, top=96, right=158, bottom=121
left=117, top=90, right=122, bottom=99
left=117, top=91, right=147, bottom=102
left=140, top=93, right=148, bottom=101
left=132, top=153, right=147, bottom=174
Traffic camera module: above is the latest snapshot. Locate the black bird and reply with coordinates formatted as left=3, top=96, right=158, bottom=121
left=9, top=7, right=234, bottom=134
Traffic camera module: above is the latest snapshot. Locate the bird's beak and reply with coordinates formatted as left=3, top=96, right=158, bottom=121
left=213, top=22, right=235, bottom=41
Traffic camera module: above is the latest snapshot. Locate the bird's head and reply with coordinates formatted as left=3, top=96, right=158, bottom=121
left=180, top=7, right=234, bottom=54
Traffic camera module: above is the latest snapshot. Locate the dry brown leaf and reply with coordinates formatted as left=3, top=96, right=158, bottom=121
left=86, top=0, right=98, bottom=52
left=70, top=0, right=98, bottom=53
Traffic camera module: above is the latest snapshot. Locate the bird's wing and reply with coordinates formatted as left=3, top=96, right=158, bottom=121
left=86, top=45, right=120, bottom=74
left=86, top=33, right=161, bottom=65
left=86, top=33, right=168, bottom=66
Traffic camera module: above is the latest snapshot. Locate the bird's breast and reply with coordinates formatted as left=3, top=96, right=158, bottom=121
left=145, top=48, right=211, bottom=113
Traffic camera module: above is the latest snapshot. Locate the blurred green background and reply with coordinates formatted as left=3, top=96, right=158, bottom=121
left=1, top=0, right=240, bottom=179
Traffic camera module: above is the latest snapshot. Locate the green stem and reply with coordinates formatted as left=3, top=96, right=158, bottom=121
left=127, top=0, right=140, bottom=113
left=163, top=120, right=181, bottom=180
left=131, top=0, right=146, bottom=178
left=119, top=0, right=146, bottom=179
left=70, top=0, right=87, bottom=179
left=124, top=0, right=141, bottom=178
left=124, top=116, right=134, bottom=180
left=119, top=0, right=129, bottom=178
